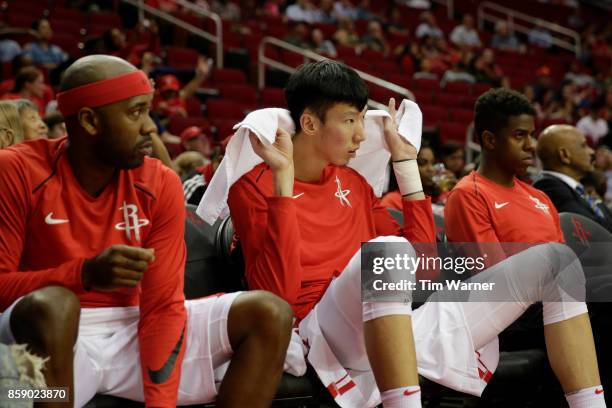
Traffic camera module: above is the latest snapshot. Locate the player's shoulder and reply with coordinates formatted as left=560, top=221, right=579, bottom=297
left=0, top=138, right=65, bottom=186
left=131, top=156, right=182, bottom=197
left=518, top=178, right=553, bottom=203
left=233, top=163, right=272, bottom=193
left=448, top=171, right=482, bottom=200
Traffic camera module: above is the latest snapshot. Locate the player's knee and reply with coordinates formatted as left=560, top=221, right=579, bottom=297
left=230, top=291, right=293, bottom=344
left=12, top=286, right=80, bottom=345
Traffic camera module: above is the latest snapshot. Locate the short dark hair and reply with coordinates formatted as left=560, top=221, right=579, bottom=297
left=13, top=67, right=42, bottom=92
left=31, top=19, right=48, bottom=31
left=285, top=60, right=368, bottom=132
left=474, top=88, right=535, bottom=141
left=440, top=141, right=463, bottom=158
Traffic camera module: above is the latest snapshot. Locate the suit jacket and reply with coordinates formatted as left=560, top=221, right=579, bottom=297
left=533, top=173, right=612, bottom=233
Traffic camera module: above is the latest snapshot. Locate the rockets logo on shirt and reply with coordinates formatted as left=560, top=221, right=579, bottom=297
left=115, top=201, right=150, bottom=242
left=529, top=196, right=550, bottom=216
left=334, top=176, right=351, bottom=207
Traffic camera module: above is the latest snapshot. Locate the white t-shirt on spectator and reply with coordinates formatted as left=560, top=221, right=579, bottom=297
left=415, top=23, right=443, bottom=39
left=450, top=25, right=481, bottom=47
left=576, top=115, right=609, bottom=145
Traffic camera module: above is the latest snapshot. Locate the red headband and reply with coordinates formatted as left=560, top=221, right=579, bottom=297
left=57, top=70, right=153, bottom=117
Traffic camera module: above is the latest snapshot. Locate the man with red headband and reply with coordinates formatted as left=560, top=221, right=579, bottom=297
left=0, top=55, right=292, bottom=408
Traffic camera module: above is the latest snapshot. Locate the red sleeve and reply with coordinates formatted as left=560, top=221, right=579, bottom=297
left=228, top=178, right=302, bottom=305
left=0, top=150, right=85, bottom=312
left=138, top=169, right=187, bottom=408
left=444, top=187, right=506, bottom=267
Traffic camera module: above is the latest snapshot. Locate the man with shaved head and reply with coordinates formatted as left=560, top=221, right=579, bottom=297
left=0, top=55, right=292, bottom=407
left=534, top=124, right=612, bottom=232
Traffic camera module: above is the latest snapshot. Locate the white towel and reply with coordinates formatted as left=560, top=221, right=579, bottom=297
left=197, top=100, right=422, bottom=224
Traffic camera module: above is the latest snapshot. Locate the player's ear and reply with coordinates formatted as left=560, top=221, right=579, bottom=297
left=480, top=130, right=496, bottom=150
left=300, top=109, right=319, bottom=136
left=77, top=107, right=100, bottom=136
left=558, top=146, right=571, bottom=165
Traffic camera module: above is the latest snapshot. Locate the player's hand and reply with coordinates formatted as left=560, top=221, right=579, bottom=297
left=82, top=245, right=155, bottom=291
left=383, top=98, right=417, bottom=162
left=195, top=56, right=211, bottom=78
left=249, top=128, right=294, bottom=172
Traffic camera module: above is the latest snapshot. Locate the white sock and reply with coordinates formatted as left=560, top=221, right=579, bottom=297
left=381, top=386, right=422, bottom=408
left=566, top=385, right=606, bottom=408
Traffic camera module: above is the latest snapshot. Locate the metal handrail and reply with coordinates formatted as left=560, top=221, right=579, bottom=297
left=124, top=0, right=223, bottom=68
left=257, top=37, right=415, bottom=110
left=172, top=0, right=223, bottom=68
left=477, top=1, right=581, bottom=57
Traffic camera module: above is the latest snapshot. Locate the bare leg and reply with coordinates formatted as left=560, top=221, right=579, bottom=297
left=364, top=315, right=419, bottom=391
left=545, top=313, right=601, bottom=393
left=216, top=291, right=292, bottom=408
left=10, top=286, right=80, bottom=408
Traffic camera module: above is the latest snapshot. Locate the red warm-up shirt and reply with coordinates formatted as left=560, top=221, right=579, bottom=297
left=228, top=163, right=436, bottom=319
left=0, top=138, right=187, bottom=407
left=445, top=171, right=563, bottom=266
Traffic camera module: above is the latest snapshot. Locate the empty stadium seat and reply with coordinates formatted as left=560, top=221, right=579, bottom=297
left=166, top=46, right=200, bottom=70
left=207, top=99, right=256, bottom=121
left=217, top=84, right=258, bottom=104
left=211, top=68, right=247, bottom=84
left=261, top=87, right=286, bottom=107
left=168, top=116, right=211, bottom=136
left=421, top=105, right=448, bottom=128
left=439, top=123, right=467, bottom=144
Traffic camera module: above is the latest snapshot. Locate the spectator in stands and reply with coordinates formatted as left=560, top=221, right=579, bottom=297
left=382, top=143, right=455, bottom=211
left=0, top=24, right=26, bottom=63
left=15, top=99, right=47, bottom=140
left=103, top=24, right=160, bottom=67
left=490, top=21, right=524, bottom=53
left=261, top=0, right=284, bottom=18
left=594, top=145, right=612, bottom=206
left=440, top=59, right=475, bottom=88
left=440, top=142, right=466, bottom=179
left=535, top=124, right=612, bottom=232
left=415, top=11, right=443, bottom=40
left=24, top=19, right=68, bottom=69
left=334, top=0, right=358, bottom=20
left=522, top=85, right=546, bottom=120
left=385, top=7, right=410, bottom=37
left=354, top=0, right=377, bottom=20
left=582, top=170, right=609, bottom=207
left=152, top=56, right=210, bottom=119
left=576, top=98, right=609, bottom=146
left=286, top=0, right=316, bottom=23
left=2, top=67, right=47, bottom=115
left=360, top=20, right=390, bottom=56
left=43, top=111, right=66, bottom=139
left=413, top=58, right=438, bottom=80
left=528, top=23, right=554, bottom=49
left=0, top=101, right=24, bottom=148
left=180, top=125, right=213, bottom=159
left=470, top=48, right=503, bottom=86
left=174, top=150, right=206, bottom=178
left=284, top=23, right=310, bottom=48
left=312, top=0, right=336, bottom=23
left=0, top=54, right=293, bottom=408
left=450, top=14, right=482, bottom=49
left=333, top=17, right=360, bottom=47
left=309, top=28, right=337, bottom=57
left=564, top=61, right=595, bottom=87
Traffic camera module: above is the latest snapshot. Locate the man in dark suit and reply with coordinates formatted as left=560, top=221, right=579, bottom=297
left=535, top=124, right=612, bottom=233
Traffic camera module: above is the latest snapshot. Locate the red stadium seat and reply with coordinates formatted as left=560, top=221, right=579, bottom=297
left=261, top=87, right=286, bottom=107
left=51, top=7, right=85, bottom=22
left=421, top=105, right=448, bottom=128
left=207, top=99, right=256, bottom=121
left=437, top=93, right=464, bottom=108
left=211, top=119, right=237, bottom=141
left=211, top=68, right=247, bottom=85
left=473, top=82, right=492, bottom=96
left=166, top=47, right=200, bottom=69
left=449, top=109, right=473, bottom=126
left=439, top=123, right=467, bottom=144
left=88, top=11, right=122, bottom=29
left=443, top=81, right=472, bottom=94
left=412, top=90, right=435, bottom=105
left=168, top=116, right=211, bottom=136
left=413, top=77, right=440, bottom=92
left=185, top=97, right=202, bottom=117
left=217, top=84, right=258, bottom=104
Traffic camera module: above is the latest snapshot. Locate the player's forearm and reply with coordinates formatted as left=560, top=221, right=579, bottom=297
left=0, top=259, right=85, bottom=311
left=273, top=166, right=294, bottom=197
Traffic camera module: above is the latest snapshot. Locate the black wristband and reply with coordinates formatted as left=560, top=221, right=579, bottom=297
left=402, top=190, right=424, bottom=198
left=392, top=158, right=416, bottom=163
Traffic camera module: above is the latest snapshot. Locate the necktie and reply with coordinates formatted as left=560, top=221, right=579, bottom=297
left=575, top=184, right=605, bottom=220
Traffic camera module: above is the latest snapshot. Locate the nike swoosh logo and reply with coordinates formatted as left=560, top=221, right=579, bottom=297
left=292, top=192, right=304, bottom=199
left=403, top=389, right=420, bottom=397
left=596, top=388, right=604, bottom=395
left=494, top=202, right=509, bottom=209
left=45, top=212, right=69, bottom=224
left=148, top=325, right=185, bottom=384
